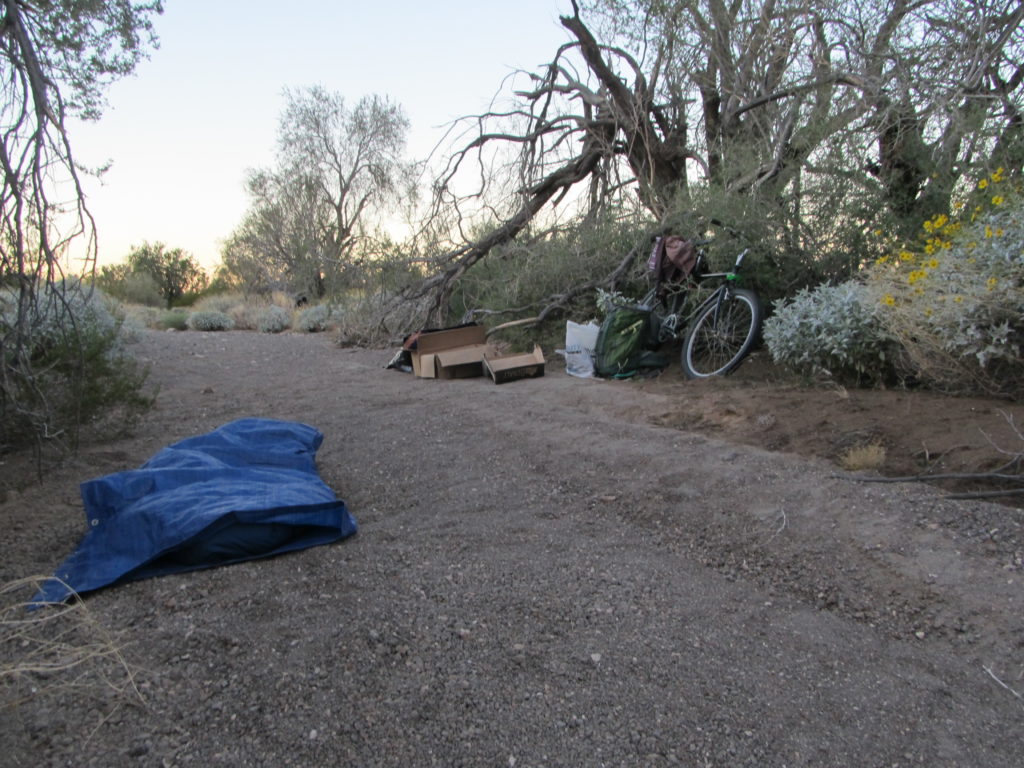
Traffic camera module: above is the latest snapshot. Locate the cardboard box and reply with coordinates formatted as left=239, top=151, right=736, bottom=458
left=434, top=343, right=491, bottom=379
left=483, top=345, right=546, bottom=384
left=410, top=325, right=489, bottom=379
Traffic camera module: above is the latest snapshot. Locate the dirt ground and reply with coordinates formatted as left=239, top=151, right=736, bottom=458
left=2, top=329, right=1022, bottom=767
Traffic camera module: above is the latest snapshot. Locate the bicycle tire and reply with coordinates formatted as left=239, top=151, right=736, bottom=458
left=680, top=287, right=762, bottom=378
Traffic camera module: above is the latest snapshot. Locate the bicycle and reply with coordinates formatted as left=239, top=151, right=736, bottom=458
left=640, top=236, right=763, bottom=379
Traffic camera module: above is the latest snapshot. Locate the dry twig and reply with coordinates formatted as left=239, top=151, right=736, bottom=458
left=983, top=664, right=1024, bottom=706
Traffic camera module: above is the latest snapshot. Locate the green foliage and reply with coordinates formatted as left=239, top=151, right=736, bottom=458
left=0, top=281, right=153, bottom=451
left=349, top=235, right=424, bottom=297
left=27, top=1, right=164, bottom=121
left=153, top=309, right=188, bottom=331
left=450, top=218, right=650, bottom=325
left=257, top=306, right=291, bottom=333
left=186, top=311, right=234, bottom=332
left=0, top=2, right=162, bottom=456
left=0, top=2, right=163, bottom=456
left=204, top=267, right=244, bottom=296
left=126, top=242, right=208, bottom=309
left=296, top=304, right=331, bottom=333
left=763, top=282, right=897, bottom=385
left=657, top=183, right=874, bottom=305
left=862, top=168, right=1024, bottom=397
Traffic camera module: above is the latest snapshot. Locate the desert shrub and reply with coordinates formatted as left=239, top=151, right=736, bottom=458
left=862, top=168, right=1024, bottom=397
left=190, top=291, right=281, bottom=330
left=153, top=309, right=188, bottom=330
left=838, top=441, right=887, bottom=472
left=766, top=167, right=1024, bottom=396
left=186, top=310, right=234, bottom=332
left=296, top=304, right=330, bottom=332
left=763, top=282, right=898, bottom=384
left=227, top=303, right=261, bottom=330
left=270, top=290, right=297, bottom=309
left=114, top=309, right=146, bottom=343
left=0, top=280, right=152, bottom=450
left=332, top=292, right=405, bottom=347
left=257, top=305, right=291, bottom=333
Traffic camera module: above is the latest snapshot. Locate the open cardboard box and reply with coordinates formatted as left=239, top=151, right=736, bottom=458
left=483, top=344, right=546, bottom=384
left=410, top=325, right=489, bottom=379
left=409, top=325, right=545, bottom=383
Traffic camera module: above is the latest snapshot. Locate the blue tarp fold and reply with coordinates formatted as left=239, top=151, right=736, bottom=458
left=34, top=418, right=357, bottom=603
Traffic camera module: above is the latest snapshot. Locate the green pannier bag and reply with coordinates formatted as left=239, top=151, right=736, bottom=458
left=593, top=306, right=668, bottom=378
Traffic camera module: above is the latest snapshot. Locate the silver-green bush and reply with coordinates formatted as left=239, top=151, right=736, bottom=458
left=296, top=304, right=330, bottom=333
left=257, top=305, right=291, bottom=333
left=186, top=311, right=234, bottom=332
left=763, top=282, right=897, bottom=384
left=860, top=182, right=1024, bottom=396
left=0, top=280, right=152, bottom=449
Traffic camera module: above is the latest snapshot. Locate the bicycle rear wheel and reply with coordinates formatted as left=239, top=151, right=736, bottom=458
left=680, top=288, right=762, bottom=378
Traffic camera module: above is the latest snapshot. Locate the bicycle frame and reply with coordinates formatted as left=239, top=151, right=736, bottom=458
left=646, top=247, right=751, bottom=343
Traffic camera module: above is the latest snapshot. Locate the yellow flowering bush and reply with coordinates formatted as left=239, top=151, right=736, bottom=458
left=767, top=167, right=1023, bottom=396
left=861, top=167, right=1024, bottom=396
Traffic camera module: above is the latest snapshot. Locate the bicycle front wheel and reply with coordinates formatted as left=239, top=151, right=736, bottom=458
left=681, top=288, right=762, bottom=378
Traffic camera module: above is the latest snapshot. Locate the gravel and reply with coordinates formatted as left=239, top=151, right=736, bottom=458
left=2, top=329, right=1022, bottom=767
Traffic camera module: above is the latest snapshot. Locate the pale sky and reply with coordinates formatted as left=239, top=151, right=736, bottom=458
left=68, top=1, right=577, bottom=271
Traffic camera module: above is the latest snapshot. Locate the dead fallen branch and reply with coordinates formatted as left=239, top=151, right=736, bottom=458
left=834, top=465, right=1024, bottom=502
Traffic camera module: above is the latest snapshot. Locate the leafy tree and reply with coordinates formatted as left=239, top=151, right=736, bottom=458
left=222, top=87, right=413, bottom=299
left=0, top=1, right=162, bottom=452
left=126, top=242, right=208, bottom=308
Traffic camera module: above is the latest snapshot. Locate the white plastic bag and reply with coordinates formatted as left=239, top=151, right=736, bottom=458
left=556, top=320, right=600, bottom=378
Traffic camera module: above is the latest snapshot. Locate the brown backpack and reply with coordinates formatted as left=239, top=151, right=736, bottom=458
left=647, top=235, right=698, bottom=295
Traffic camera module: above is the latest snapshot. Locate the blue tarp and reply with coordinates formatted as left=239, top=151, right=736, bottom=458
left=34, top=418, right=357, bottom=604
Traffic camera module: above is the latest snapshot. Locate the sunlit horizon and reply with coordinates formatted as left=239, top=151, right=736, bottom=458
left=66, top=1, right=574, bottom=274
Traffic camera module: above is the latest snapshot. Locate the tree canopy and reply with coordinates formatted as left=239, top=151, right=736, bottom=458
left=125, top=242, right=207, bottom=308
left=399, top=0, right=1024, bottom=324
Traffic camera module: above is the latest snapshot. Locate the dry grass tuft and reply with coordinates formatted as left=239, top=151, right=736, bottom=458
left=1, top=577, right=141, bottom=712
left=838, top=442, right=887, bottom=472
